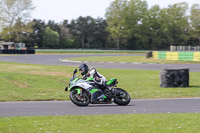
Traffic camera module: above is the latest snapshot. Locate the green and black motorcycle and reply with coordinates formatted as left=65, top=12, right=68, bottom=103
left=65, top=69, right=131, bottom=106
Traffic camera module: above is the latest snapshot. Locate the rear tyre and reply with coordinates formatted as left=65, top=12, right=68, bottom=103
left=70, top=89, right=90, bottom=106
left=114, top=88, right=131, bottom=106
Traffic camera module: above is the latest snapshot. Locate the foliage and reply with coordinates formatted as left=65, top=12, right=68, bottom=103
left=0, top=0, right=200, bottom=50
left=68, top=16, right=109, bottom=48
left=26, top=19, right=46, bottom=48
left=41, top=27, right=59, bottom=48
left=105, top=0, right=128, bottom=49
left=190, top=4, right=200, bottom=45
left=1, top=18, right=34, bottom=42
left=0, top=0, right=34, bottom=40
left=106, top=0, right=191, bottom=50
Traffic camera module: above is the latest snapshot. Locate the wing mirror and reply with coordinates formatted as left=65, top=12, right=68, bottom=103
left=72, top=68, right=77, bottom=79
left=73, top=69, right=78, bottom=75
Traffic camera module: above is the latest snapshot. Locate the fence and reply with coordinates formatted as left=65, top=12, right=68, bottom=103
left=170, top=45, right=200, bottom=52
left=0, top=49, right=35, bottom=54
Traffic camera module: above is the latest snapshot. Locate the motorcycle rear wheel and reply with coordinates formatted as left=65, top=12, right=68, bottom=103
left=70, top=89, right=90, bottom=106
left=114, top=88, right=131, bottom=106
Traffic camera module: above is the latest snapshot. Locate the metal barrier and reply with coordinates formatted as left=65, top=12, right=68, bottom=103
left=170, top=45, right=200, bottom=51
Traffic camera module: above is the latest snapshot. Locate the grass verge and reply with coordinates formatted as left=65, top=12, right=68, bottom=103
left=62, top=56, right=200, bottom=64
left=0, top=114, right=200, bottom=133
left=0, top=62, right=200, bottom=101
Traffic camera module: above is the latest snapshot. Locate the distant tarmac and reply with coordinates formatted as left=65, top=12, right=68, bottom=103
left=0, top=54, right=200, bottom=72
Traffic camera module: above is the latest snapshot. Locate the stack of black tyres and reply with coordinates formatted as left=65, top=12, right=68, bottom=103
left=160, top=68, right=189, bottom=87
left=146, top=51, right=153, bottom=58
left=0, top=49, right=35, bottom=54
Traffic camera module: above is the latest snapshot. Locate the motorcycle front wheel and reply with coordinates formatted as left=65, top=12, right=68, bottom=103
left=114, top=88, right=131, bottom=106
left=70, top=88, right=90, bottom=106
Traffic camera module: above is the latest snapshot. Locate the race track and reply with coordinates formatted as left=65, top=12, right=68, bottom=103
left=0, top=98, right=200, bottom=117
left=0, top=54, right=200, bottom=72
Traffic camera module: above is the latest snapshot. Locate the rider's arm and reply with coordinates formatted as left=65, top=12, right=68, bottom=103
left=82, top=68, right=95, bottom=81
left=89, top=68, right=96, bottom=77
left=89, top=68, right=103, bottom=83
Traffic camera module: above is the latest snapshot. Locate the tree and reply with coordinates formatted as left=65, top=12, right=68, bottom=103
left=27, top=19, right=46, bottom=48
left=69, top=16, right=96, bottom=48
left=0, top=0, right=34, bottom=28
left=140, top=5, right=163, bottom=50
left=47, top=20, right=60, bottom=33
left=162, top=2, right=189, bottom=47
left=59, top=20, right=75, bottom=48
left=1, top=18, right=34, bottom=42
left=42, top=27, right=59, bottom=48
left=0, top=0, right=34, bottom=41
left=105, top=0, right=128, bottom=49
left=0, top=0, right=3, bottom=32
left=190, top=4, right=200, bottom=45
left=106, top=0, right=148, bottom=49
left=124, top=0, right=148, bottom=49
left=90, top=17, right=109, bottom=48
left=140, top=2, right=189, bottom=50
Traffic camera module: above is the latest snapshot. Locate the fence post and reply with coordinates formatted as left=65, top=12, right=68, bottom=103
left=197, top=46, right=200, bottom=51
left=170, top=45, right=173, bottom=51
left=183, top=46, right=185, bottom=51
left=188, top=45, right=191, bottom=51
left=194, top=46, right=197, bottom=51
left=177, top=46, right=180, bottom=51
left=180, top=46, right=183, bottom=51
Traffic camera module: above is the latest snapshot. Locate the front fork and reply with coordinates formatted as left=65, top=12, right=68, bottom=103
left=75, top=88, right=82, bottom=95
left=74, top=88, right=86, bottom=101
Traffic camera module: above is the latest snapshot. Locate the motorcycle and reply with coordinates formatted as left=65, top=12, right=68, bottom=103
left=65, top=69, right=131, bottom=106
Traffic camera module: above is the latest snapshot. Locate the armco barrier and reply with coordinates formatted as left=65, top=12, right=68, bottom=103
left=166, top=52, right=179, bottom=60
left=153, top=51, right=159, bottom=59
left=0, top=49, right=35, bottom=54
left=179, top=52, right=194, bottom=61
left=193, top=52, right=200, bottom=61
left=158, top=52, right=166, bottom=59
left=153, top=51, right=200, bottom=61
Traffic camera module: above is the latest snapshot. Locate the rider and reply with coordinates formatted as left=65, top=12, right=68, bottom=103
left=79, top=64, right=108, bottom=100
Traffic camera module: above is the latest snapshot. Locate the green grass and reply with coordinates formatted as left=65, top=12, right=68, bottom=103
left=0, top=62, right=73, bottom=101
left=62, top=56, right=200, bottom=64
left=36, top=49, right=146, bottom=54
left=0, top=114, right=200, bottom=133
left=0, top=62, right=200, bottom=101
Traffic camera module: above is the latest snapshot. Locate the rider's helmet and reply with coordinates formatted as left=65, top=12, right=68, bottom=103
left=79, top=64, right=89, bottom=76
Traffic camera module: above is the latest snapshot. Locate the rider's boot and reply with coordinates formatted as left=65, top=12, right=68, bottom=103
left=97, top=94, right=106, bottom=102
left=102, top=82, right=112, bottom=99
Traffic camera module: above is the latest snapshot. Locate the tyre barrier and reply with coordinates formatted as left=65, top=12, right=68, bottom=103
left=0, top=49, right=35, bottom=54
left=152, top=51, right=200, bottom=61
left=160, top=68, right=189, bottom=87
left=146, top=51, right=153, bottom=58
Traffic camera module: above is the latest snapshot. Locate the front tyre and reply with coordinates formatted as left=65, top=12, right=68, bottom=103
left=70, top=89, right=90, bottom=106
left=114, top=88, right=131, bottom=106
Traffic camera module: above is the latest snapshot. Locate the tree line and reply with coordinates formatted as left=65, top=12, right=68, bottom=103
left=0, top=0, right=200, bottom=50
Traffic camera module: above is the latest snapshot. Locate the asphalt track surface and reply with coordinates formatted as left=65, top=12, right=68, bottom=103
left=0, top=54, right=200, bottom=116
left=0, top=54, right=200, bottom=72
left=0, top=98, right=200, bottom=117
